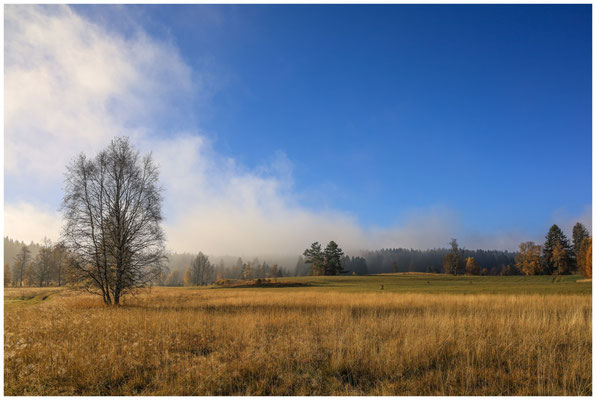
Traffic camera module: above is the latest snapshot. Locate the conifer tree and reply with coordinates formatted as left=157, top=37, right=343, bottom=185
left=324, top=241, right=345, bottom=275
left=303, top=242, right=324, bottom=275
left=542, top=225, right=573, bottom=274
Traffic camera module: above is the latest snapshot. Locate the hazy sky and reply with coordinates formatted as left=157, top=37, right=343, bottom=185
left=4, top=5, right=592, bottom=256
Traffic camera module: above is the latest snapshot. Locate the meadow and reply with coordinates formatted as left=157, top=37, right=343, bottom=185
left=4, top=274, right=592, bottom=395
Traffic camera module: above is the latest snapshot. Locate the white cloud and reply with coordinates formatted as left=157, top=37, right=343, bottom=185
left=5, top=5, right=192, bottom=181
left=4, top=203, right=62, bottom=244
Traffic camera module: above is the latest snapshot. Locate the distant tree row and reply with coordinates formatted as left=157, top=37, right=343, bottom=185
left=515, top=223, right=591, bottom=276
left=160, top=254, right=286, bottom=287
left=440, top=223, right=592, bottom=277
left=5, top=239, right=71, bottom=287
left=361, top=247, right=516, bottom=275
left=441, top=239, right=518, bottom=276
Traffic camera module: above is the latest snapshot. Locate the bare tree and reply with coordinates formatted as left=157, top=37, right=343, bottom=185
left=33, top=238, right=54, bottom=287
left=188, top=252, right=213, bottom=286
left=13, top=245, right=30, bottom=287
left=61, top=137, right=166, bottom=305
left=51, top=242, right=68, bottom=286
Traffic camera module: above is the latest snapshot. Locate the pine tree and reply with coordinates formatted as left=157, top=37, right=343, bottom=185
left=303, top=242, right=324, bottom=276
left=542, top=225, right=573, bottom=274
left=324, top=241, right=345, bottom=275
left=352, top=257, right=369, bottom=275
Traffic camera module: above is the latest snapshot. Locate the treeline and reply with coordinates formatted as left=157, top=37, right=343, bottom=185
left=514, top=223, right=591, bottom=277
left=361, top=246, right=516, bottom=275
left=439, top=223, right=592, bottom=277
left=295, top=222, right=592, bottom=278
left=5, top=238, right=70, bottom=287
left=3, top=237, right=293, bottom=288
left=160, top=253, right=289, bottom=287
left=293, top=240, right=516, bottom=276
left=5, top=221, right=591, bottom=288
left=4, top=237, right=41, bottom=266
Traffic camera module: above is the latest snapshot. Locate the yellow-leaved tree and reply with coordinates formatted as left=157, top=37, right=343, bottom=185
left=582, top=237, right=592, bottom=278
left=465, top=257, right=480, bottom=275
left=183, top=268, right=192, bottom=286
left=515, top=242, right=542, bottom=276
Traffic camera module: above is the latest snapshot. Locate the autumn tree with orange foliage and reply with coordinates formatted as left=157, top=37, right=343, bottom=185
left=465, top=257, right=480, bottom=275
left=578, top=237, right=592, bottom=278
left=515, top=242, right=542, bottom=276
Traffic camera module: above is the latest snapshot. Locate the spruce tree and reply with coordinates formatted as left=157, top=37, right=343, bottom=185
left=324, top=241, right=345, bottom=275
left=542, top=224, right=573, bottom=274
left=303, top=242, right=324, bottom=275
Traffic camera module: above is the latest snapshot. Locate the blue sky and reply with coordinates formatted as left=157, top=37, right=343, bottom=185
left=4, top=5, right=592, bottom=254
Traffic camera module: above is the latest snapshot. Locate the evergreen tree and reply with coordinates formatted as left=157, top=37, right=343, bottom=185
left=352, top=256, right=369, bottom=275
left=391, top=261, right=399, bottom=273
left=303, top=242, right=324, bottom=275
left=324, top=241, right=345, bottom=275
left=542, top=225, right=573, bottom=274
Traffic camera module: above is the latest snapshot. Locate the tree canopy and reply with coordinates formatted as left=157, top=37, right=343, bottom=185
left=61, top=137, right=166, bottom=305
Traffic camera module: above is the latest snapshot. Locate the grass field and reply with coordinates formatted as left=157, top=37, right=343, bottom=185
left=4, top=274, right=592, bottom=395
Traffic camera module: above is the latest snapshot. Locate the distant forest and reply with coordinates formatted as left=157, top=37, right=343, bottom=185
left=4, top=236, right=517, bottom=285
left=5, top=220, right=591, bottom=288
left=359, top=248, right=517, bottom=275
left=4, top=237, right=41, bottom=264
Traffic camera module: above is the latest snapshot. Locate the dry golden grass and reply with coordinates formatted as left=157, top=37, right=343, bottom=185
left=4, top=286, right=592, bottom=395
